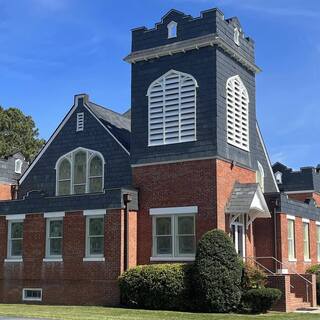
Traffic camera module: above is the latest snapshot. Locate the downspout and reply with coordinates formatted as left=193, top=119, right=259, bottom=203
left=123, top=193, right=132, bottom=271
left=273, top=197, right=279, bottom=272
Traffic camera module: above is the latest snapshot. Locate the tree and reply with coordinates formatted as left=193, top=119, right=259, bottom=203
left=193, top=229, right=243, bottom=313
left=0, top=106, right=45, bottom=161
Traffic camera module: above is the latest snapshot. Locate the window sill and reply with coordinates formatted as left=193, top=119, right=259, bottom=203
left=150, top=256, right=195, bottom=262
left=83, top=257, right=105, bottom=262
left=288, top=258, right=297, bottom=262
left=304, top=259, right=312, bottom=263
left=43, top=258, right=63, bottom=262
left=4, top=258, right=23, bottom=263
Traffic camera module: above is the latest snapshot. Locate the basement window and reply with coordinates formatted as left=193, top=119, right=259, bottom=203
left=22, top=288, right=42, bottom=302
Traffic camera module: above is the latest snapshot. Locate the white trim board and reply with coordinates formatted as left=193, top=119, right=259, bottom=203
left=285, top=190, right=314, bottom=194
left=6, top=214, right=26, bottom=221
left=44, top=212, right=65, bottom=218
left=83, top=209, right=107, bottom=216
left=150, top=206, right=198, bottom=215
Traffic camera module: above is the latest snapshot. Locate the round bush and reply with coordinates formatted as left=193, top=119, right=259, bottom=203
left=241, top=263, right=267, bottom=291
left=192, top=229, right=243, bottom=312
left=242, top=288, right=282, bottom=313
left=118, top=263, right=192, bottom=311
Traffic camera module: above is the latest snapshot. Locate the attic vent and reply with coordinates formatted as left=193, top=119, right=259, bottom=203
left=147, top=70, right=197, bottom=146
left=76, top=112, right=84, bottom=132
left=167, top=21, right=177, bottom=39
left=226, top=75, right=249, bottom=151
left=15, top=159, right=23, bottom=174
left=234, top=27, right=240, bottom=46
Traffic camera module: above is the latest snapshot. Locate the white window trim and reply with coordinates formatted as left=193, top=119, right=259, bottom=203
left=151, top=213, right=196, bottom=260
left=15, top=159, right=23, bottom=174
left=287, top=218, right=296, bottom=262
left=55, top=147, right=105, bottom=196
left=234, top=27, right=240, bottom=46
left=84, top=215, right=105, bottom=260
left=22, top=288, right=42, bottom=302
left=6, top=214, right=25, bottom=221
left=167, top=21, right=177, bottom=39
left=303, top=220, right=310, bottom=262
left=275, top=171, right=283, bottom=184
left=43, top=258, right=63, bottom=262
left=45, top=217, right=63, bottom=260
left=150, top=206, right=198, bottom=216
left=147, top=69, right=198, bottom=147
left=44, top=212, right=65, bottom=218
left=7, top=219, right=24, bottom=261
left=83, top=209, right=107, bottom=216
left=257, top=161, right=265, bottom=192
left=76, top=112, right=84, bottom=132
left=226, top=75, right=250, bottom=151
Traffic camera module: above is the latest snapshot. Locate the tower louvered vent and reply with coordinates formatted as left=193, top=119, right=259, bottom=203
left=226, top=75, right=249, bottom=151
left=148, top=70, right=197, bottom=146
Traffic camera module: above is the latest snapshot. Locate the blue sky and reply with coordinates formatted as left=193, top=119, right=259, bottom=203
left=0, top=0, right=319, bottom=169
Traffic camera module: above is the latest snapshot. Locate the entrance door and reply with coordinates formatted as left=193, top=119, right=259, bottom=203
left=231, top=216, right=245, bottom=258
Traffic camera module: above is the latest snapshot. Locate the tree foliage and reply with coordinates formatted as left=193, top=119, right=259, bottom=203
left=0, top=106, right=45, bottom=161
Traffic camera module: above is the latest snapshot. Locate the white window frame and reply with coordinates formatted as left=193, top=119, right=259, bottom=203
left=234, top=27, right=240, bottom=46
left=45, top=217, right=63, bottom=261
left=147, top=70, right=198, bottom=146
left=317, top=221, right=320, bottom=262
left=151, top=213, right=196, bottom=261
left=226, top=75, right=250, bottom=151
left=303, top=219, right=311, bottom=262
left=14, top=159, right=23, bottom=174
left=167, top=21, right=177, bottom=39
left=76, top=112, right=84, bottom=132
left=275, top=171, right=283, bottom=184
left=7, top=219, right=24, bottom=261
left=84, top=215, right=105, bottom=261
left=22, top=288, right=42, bottom=302
left=287, top=217, right=296, bottom=261
left=55, top=147, right=104, bottom=196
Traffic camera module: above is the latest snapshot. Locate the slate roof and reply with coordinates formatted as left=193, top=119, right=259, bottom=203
left=87, top=102, right=131, bottom=152
left=272, top=162, right=320, bottom=193
left=225, top=183, right=259, bottom=214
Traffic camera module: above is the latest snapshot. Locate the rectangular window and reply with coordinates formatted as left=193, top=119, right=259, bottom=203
left=153, top=214, right=195, bottom=258
left=22, top=288, right=42, bottom=302
left=76, top=112, right=84, bottom=131
left=8, top=220, right=23, bottom=259
left=46, top=218, right=63, bottom=259
left=303, top=221, right=310, bottom=261
left=317, top=225, right=320, bottom=262
left=85, top=216, right=104, bottom=258
left=287, top=219, right=295, bottom=261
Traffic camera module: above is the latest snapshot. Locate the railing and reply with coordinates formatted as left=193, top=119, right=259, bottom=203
left=245, top=256, right=312, bottom=303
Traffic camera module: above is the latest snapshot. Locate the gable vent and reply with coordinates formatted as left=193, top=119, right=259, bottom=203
left=148, top=70, right=197, bottom=146
left=76, top=112, right=84, bottom=132
left=226, top=75, right=249, bottom=151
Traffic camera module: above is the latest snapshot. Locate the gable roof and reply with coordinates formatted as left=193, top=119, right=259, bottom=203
left=87, top=102, right=131, bottom=151
left=19, top=94, right=131, bottom=184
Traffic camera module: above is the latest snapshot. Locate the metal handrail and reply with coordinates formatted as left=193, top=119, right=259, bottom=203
left=245, top=256, right=312, bottom=303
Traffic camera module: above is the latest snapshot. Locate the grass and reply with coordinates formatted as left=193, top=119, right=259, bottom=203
left=0, top=305, right=318, bottom=320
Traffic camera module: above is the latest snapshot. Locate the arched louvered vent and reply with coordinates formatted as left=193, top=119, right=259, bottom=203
left=147, top=70, right=197, bottom=146
left=226, top=75, right=249, bottom=151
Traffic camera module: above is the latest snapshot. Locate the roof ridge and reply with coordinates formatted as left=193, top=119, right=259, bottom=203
left=88, top=101, right=130, bottom=123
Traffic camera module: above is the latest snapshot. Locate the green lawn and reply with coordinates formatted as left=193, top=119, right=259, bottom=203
left=0, top=305, right=318, bottom=320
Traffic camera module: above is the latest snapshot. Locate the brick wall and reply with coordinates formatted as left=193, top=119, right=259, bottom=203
left=0, top=209, right=137, bottom=305
left=133, top=158, right=256, bottom=265
left=287, top=192, right=320, bottom=206
left=0, top=184, right=12, bottom=200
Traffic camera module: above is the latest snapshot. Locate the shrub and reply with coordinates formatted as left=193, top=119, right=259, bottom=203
left=118, top=263, right=192, bottom=311
left=192, top=229, right=243, bottom=313
left=242, top=288, right=282, bottom=313
left=242, top=263, right=267, bottom=291
left=306, top=264, right=320, bottom=305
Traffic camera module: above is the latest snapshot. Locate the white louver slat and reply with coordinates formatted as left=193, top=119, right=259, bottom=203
left=226, top=75, right=249, bottom=151
left=148, top=70, right=197, bottom=146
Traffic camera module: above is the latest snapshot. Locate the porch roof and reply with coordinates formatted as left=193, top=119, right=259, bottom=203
left=225, top=183, right=270, bottom=219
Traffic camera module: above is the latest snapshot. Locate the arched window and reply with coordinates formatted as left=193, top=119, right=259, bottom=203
left=275, top=171, right=282, bottom=184
left=89, top=155, right=103, bottom=193
left=56, top=148, right=104, bottom=196
left=257, top=161, right=265, bottom=192
left=167, top=21, right=177, bottom=39
left=234, top=27, right=240, bottom=46
left=57, top=158, right=71, bottom=195
left=14, top=159, right=23, bottom=174
left=226, top=75, right=249, bottom=151
left=147, top=70, right=198, bottom=146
